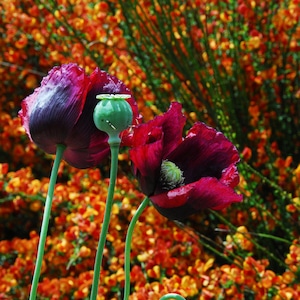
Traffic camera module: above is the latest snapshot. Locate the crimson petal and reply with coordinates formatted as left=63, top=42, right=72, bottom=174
left=220, top=164, right=240, bottom=188
left=129, top=102, right=186, bottom=195
left=151, top=177, right=242, bottom=220
left=131, top=102, right=186, bottom=157
left=130, top=128, right=164, bottom=195
left=189, top=177, right=243, bottom=210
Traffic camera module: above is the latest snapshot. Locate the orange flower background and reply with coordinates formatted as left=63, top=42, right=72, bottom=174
left=0, top=0, right=299, bottom=299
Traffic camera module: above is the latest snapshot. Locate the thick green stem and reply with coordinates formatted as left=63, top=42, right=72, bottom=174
left=90, top=141, right=120, bottom=300
left=29, top=144, right=66, bottom=300
left=123, top=197, right=150, bottom=300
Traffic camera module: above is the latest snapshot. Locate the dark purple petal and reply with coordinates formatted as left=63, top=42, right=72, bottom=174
left=88, top=68, right=139, bottom=124
left=19, top=64, right=90, bottom=154
left=168, top=122, right=240, bottom=184
left=62, top=72, right=110, bottom=168
left=19, top=64, right=139, bottom=169
left=62, top=137, right=110, bottom=169
left=63, top=95, right=110, bottom=168
left=186, top=122, right=240, bottom=166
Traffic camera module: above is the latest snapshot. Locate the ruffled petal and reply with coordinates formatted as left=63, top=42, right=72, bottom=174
left=150, top=177, right=242, bottom=220
left=130, top=131, right=163, bottom=195
left=168, top=122, right=240, bottom=183
left=220, top=164, right=240, bottom=188
left=131, top=102, right=186, bottom=158
left=187, top=122, right=240, bottom=165
left=188, top=177, right=243, bottom=210
left=150, top=184, right=194, bottom=220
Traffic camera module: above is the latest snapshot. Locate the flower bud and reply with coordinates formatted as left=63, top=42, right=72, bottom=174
left=93, top=94, right=133, bottom=145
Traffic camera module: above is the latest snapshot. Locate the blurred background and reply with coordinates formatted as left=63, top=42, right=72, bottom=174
left=0, top=0, right=299, bottom=299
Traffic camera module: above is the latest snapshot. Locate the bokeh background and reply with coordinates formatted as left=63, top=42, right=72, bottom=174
left=0, top=0, right=299, bottom=299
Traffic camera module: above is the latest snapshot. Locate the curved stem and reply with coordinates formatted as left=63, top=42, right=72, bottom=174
left=242, top=162, right=292, bottom=201
left=29, top=144, right=66, bottom=300
left=159, top=294, right=186, bottom=300
left=90, top=142, right=120, bottom=300
left=123, top=197, right=150, bottom=300
left=123, top=199, right=187, bottom=300
left=210, top=210, right=290, bottom=269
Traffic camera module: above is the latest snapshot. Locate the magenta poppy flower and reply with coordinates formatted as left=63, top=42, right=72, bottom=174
left=130, top=102, right=242, bottom=220
left=19, top=63, right=138, bottom=168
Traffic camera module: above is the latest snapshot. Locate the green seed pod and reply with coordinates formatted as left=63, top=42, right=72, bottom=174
left=93, top=94, right=133, bottom=145
left=160, top=160, right=185, bottom=190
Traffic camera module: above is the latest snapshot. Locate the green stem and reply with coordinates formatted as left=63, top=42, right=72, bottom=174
left=159, top=294, right=186, bottom=300
left=29, top=144, right=66, bottom=300
left=210, top=210, right=290, bottom=270
left=90, top=141, right=120, bottom=300
left=242, top=162, right=292, bottom=201
left=123, top=197, right=150, bottom=300
left=123, top=198, right=188, bottom=300
left=215, top=228, right=291, bottom=245
left=250, top=232, right=291, bottom=244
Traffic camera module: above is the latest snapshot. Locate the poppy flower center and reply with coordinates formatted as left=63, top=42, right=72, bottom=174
left=160, top=160, right=185, bottom=190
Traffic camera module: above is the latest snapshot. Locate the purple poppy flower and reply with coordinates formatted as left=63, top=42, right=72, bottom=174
left=19, top=63, right=138, bottom=168
left=130, top=102, right=242, bottom=220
